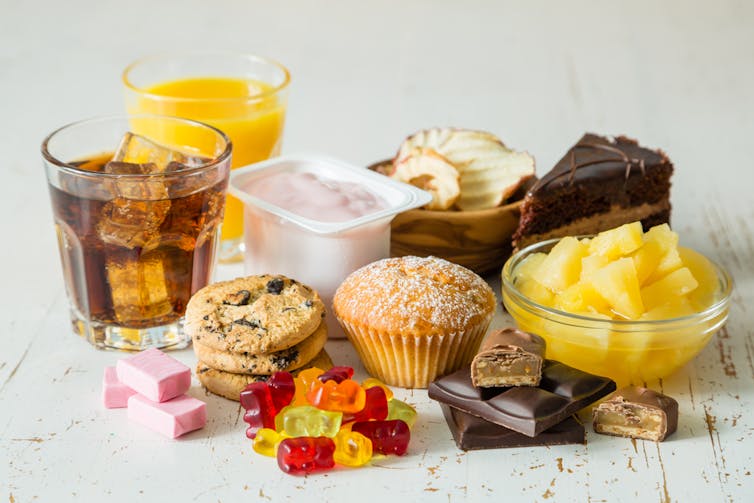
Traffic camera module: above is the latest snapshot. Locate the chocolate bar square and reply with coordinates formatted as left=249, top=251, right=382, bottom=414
left=441, top=405, right=585, bottom=450
left=428, top=360, right=616, bottom=437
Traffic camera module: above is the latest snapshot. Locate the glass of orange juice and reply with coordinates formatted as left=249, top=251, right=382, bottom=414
left=123, top=52, right=290, bottom=262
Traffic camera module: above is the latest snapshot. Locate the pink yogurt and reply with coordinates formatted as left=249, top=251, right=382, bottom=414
left=244, top=171, right=389, bottom=222
left=229, top=155, right=432, bottom=339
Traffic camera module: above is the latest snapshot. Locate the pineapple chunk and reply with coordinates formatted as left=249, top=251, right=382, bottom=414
left=516, top=277, right=555, bottom=306
left=533, top=237, right=586, bottom=293
left=580, top=254, right=609, bottom=281
left=642, top=224, right=683, bottom=284
left=630, top=238, right=664, bottom=286
left=646, top=223, right=679, bottom=251
left=640, top=267, right=699, bottom=310
left=588, top=222, right=644, bottom=260
left=512, top=221, right=718, bottom=322
left=555, top=282, right=612, bottom=317
left=514, top=252, right=547, bottom=282
left=645, top=247, right=684, bottom=285
left=588, top=258, right=644, bottom=319
left=679, top=246, right=719, bottom=310
left=640, top=297, right=696, bottom=320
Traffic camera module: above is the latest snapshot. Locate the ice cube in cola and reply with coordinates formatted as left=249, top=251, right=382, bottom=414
left=113, top=132, right=206, bottom=168
left=48, top=132, right=226, bottom=330
left=98, top=161, right=172, bottom=249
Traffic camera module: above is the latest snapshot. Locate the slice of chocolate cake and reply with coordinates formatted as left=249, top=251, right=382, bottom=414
left=512, top=133, right=673, bottom=250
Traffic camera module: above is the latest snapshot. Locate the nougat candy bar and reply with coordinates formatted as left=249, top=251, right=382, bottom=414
left=471, top=328, right=545, bottom=387
left=593, top=386, right=678, bottom=441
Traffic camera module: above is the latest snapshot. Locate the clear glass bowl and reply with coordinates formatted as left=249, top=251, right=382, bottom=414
left=501, top=238, right=732, bottom=386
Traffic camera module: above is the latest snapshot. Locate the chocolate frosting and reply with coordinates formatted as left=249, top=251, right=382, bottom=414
left=529, top=133, right=670, bottom=193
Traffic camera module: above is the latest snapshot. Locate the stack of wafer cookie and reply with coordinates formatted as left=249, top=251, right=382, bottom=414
left=185, top=275, right=333, bottom=400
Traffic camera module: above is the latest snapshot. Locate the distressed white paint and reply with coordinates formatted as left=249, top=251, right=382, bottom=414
left=1, top=1, right=753, bottom=501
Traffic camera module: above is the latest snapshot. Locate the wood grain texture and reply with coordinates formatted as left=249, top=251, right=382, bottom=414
left=390, top=201, right=521, bottom=276
left=370, top=160, right=526, bottom=275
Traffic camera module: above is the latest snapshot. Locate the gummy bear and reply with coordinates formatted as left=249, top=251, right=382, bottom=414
left=345, top=386, right=388, bottom=423
left=268, top=371, right=295, bottom=411
left=253, top=428, right=286, bottom=457
left=275, top=405, right=343, bottom=438
left=277, top=437, right=335, bottom=475
left=318, top=366, right=354, bottom=384
left=352, top=419, right=410, bottom=456
left=334, top=430, right=373, bottom=467
left=307, top=379, right=366, bottom=413
left=291, top=377, right=309, bottom=406
left=386, top=399, right=417, bottom=428
left=293, top=367, right=325, bottom=406
left=362, top=377, right=394, bottom=400
left=296, top=367, right=325, bottom=387
left=240, top=382, right=276, bottom=439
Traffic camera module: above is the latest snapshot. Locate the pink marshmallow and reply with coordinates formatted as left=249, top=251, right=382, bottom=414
left=116, top=348, right=191, bottom=403
left=102, top=366, right=137, bottom=408
left=127, top=394, right=207, bottom=438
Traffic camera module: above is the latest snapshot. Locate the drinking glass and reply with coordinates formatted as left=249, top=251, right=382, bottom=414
left=42, top=115, right=231, bottom=350
left=123, top=52, right=290, bottom=262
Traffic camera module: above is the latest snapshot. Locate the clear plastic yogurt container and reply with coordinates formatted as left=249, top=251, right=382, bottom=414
left=229, top=154, right=432, bottom=339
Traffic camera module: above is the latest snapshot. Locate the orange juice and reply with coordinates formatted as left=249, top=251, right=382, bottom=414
left=129, top=76, right=287, bottom=244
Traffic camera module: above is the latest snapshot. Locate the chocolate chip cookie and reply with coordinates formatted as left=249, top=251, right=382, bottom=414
left=196, top=349, right=334, bottom=401
left=192, top=321, right=328, bottom=375
left=186, top=275, right=325, bottom=354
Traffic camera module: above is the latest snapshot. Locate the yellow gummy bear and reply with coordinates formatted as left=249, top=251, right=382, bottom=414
left=253, top=428, right=286, bottom=458
left=333, top=430, right=373, bottom=467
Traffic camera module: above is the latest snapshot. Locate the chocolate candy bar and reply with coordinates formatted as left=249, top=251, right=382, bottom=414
left=441, top=405, right=584, bottom=450
left=471, top=328, right=545, bottom=387
left=592, top=386, right=678, bottom=441
left=428, top=360, right=615, bottom=437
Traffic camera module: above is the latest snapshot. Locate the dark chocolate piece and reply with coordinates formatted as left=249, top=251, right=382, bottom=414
left=592, top=386, right=678, bottom=441
left=471, top=328, right=545, bottom=387
left=441, top=405, right=584, bottom=450
left=512, top=133, right=673, bottom=250
left=428, top=360, right=616, bottom=437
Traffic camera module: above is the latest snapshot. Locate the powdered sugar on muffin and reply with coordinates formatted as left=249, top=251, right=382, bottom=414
left=333, top=256, right=496, bottom=388
left=334, top=256, right=495, bottom=335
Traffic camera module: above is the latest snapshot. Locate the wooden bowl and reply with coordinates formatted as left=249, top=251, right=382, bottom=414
left=369, top=160, right=530, bottom=276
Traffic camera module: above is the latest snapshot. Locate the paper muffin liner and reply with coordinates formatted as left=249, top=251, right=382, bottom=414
left=336, top=315, right=493, bottom=388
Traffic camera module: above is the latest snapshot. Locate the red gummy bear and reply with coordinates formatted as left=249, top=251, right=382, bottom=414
left=239, top=382, right=276, bottom=439
left=352, top=419, right=410, bottom=456
left=318, top=366, right=354, bottom=384
left=268, top=371, right=295, bottom=411
left=277, top=437, right=336, bottom=475
left=344, top=385, right=388, bottom=423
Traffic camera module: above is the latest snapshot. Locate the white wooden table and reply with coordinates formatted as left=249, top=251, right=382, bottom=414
left=2, top=1, right=752, bottom=501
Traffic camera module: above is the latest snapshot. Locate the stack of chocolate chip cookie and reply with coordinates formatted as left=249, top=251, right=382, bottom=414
left=185, top=274, right=333, bottom=401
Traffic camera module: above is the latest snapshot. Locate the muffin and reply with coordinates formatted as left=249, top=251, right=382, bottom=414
left=333, top=256, right=496, bottom=388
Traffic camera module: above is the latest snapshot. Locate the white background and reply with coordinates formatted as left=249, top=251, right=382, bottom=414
left=1, top=1, right=752, bottom=501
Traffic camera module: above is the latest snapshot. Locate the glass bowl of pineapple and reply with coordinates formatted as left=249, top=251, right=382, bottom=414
left=501, top=222, right=732, bottom=386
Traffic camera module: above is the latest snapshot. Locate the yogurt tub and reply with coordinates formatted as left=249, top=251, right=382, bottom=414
left=229, top=154, right=432, bottom=338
